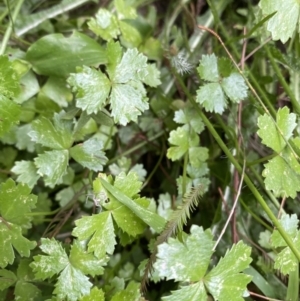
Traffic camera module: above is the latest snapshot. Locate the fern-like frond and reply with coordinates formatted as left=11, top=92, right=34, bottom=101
left=140, top=184, right=204, bottom=292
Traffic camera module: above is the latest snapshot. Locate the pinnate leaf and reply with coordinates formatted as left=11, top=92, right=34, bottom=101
left=259, top=0, right=300, bottom=43
left=70, top=138, right=108, bottom=172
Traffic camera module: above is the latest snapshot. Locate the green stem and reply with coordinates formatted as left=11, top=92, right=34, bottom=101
left=0, top=0, right=24, bottom=55
left=265, top=45, right=300, bottom=114
left=174, top=70, right=300, bottom=263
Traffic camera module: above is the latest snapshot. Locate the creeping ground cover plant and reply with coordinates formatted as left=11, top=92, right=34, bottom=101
left=2, top=0, right=300, bottom=300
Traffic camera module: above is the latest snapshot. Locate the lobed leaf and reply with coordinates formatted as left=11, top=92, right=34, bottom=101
left=11, top=161, right=40, bottom=188
left=259, top=0, right=300, bottom=43
left=0, top=95, right=21, bottom=137
left=70, top=138, right=108, bottom=172
left=167, top=126, right=199, bottom=161
left=34, top=150, right=69, bottom=187
left=68, top=66, right=111, bottom=114
left=72, top=212, right=116, bottom=258
left=0, top=179, right=37, bottom=228
left=0, top=223, right=36, bottom=268
left=162, top=282, right=207, bottom=301
left=205, top=241, right=252, bottom=301
left=88, top=9, right=120, bottom=41
left=154, top=226, right=214, bottom=282
left=0, top=55, right=20, bottom=98
left=257, top=107, right=296, bottom=153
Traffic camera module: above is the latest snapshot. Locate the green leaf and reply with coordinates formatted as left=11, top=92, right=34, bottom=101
left=162, top=282, right=207, bottom=301
left=111, top=281, right=140, bottom=301
left=205, top=241, right=252, bottom=301
left=189, top=147, right=208, bottom=168
left=114, top=171, right=142, bottom=197
left=11, top=161, right=40, bottom=188
left=31, top=238, right=107, bottom=301
left=15, top=124, right=35, bottom=152
left=100, top=173, right=165, bottom=233
left=0, top=95, right=21, bottom=137
left=0, top=55, right=20, bottom=98
left=15, top=70, right=40, bottom=104
left=109, top=81, right=148, bottom=125
left=196, top=83, right=226, bottom=114
left=41, top=76, right=72, bottom=107
left=0, top=269, right=17, bottom=290
left=259, top=0, right=300, bottom=43
left=53, top=265, right=92, bottom=301
left=26, top=31, right=107, bottom=77
left=174, top=106, right=205, bottom=134
left=154, top=226, right=214, bottom=281
left=167, top=126, right=199, bottom=161
left=69, top=240, right=108, bottom=276
left=70, top=138, right=108, bottom=171
left=67, top=66, right=111, bottom=114
left=88, top=9, right=120, bottom=41
left=72, top=212, right=117, bottom=258
left=142, top=64, right=161, bottom=87
left=257, top=107, right=296, bottom=153
left=80, top=287, right=105, bottom=301
left=100, top=174, right=166, bottom=233
left=34, top=150, right=69, bottom=187
left=115, top=0, right=137, bottom=19
left=108, top=47, right=150, bottom=125
left=0, top=179, right=37, bottom=228
left=0, top=223, right=36, bottom=268
left=262, top=148, right=300, bottom=198
left=221, top=73, right=248, bottom=102
left=271, top=214, right=300, bottom=275
left=14, top=281, right=41, bottom=301
left=197, top=53, right=219, bottom=81
left=29, top=113, right=73, bottom=149
left=196, top=54, right=247, bottom=113
left=31, top=238, right=69, bottom=280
